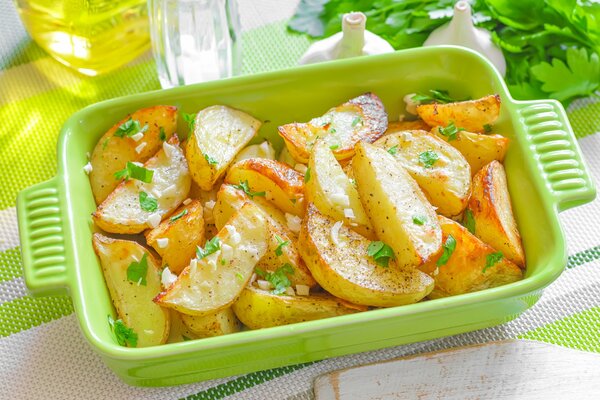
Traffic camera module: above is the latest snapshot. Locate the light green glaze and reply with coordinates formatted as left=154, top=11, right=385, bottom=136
left=17, top=46, right=596, bottom=386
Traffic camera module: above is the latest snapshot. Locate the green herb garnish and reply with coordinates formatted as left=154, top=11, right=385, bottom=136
left=387, top=145, right=398, bottom=155
left=235, top=272, right=244, bottom=281
left=274, top=235, right=290, bottom=256
left=233, top=180, right=266, bottom=199
left=139, top=191, right=158, bottom=212
left=483, top=124, right=492, bottom=133
left=411, top=89, right=457, bottom=104
left=170, top=209, right=188, bottom=221
left=196, top=236, right=221, bottom=259
left=108, top=315, right=138, bottom=347
left=483, top=252, right=504, bottom=273
left=464, top=209, right=476, bottom=235
left=329, top=144, right=339, bottom=150
left=304, top=167, right=311, bottom=183
left=182, top=113, right=196, bottom=132
left=159, top=127, right=167, bottom=141
left=412, top=215, right=426, bottom=225
left=437, top=122, right=464, bottom=141
left=115, top=118, right=147, bottom=138
left=204, top=153, right=218, bottom=165
left=255, top=264, right=295, bottom=295
left=114, top=162, right=154, bottom=183
left=367, top=241, right=395, bottom=267
left=437, top=235, right=457, bottom=266
left=351, top=116, right=361, bottom=127
left=127, top=253, right=149, bottom=285
left=418, top=150, right=439, bottom=168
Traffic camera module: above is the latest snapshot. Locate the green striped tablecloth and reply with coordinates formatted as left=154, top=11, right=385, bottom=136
left=1, top=0, right=599, bottom=399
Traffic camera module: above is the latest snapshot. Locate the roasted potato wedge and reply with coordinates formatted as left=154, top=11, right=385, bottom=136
left=233, top=141, right=276, bottom=163
left=299, top=204, right=434, bottom=307
left=278, top=93, right=388, bottom=163
left=145, top=199, right=205, bottom=274
left=93, top=136, right=191, bottom=234
left=232, top=285, right=363, bottom=329
left=431, top=127, right=509, bottom=176
left=278, top=146, right=296, bottom=167
left=225, top=158, right=305, bottom=216
left=186, top=105, right=261, bottom=190
left=181, top=308, right=241, bottom=338
left=306, top=140, right=375, bottom=238
left=416, top=94, right=501, bottom=133
left=89, top=105, right=178, bottom=204
left=423, top=216, right=523, bottom=298
left=166, top=310, right=198, bottom=343
left=374, top=129, right=471, bottom=218
left=92, top=233, right=170, bottom=347
left=154, top=203, right=269, bottom=315
left=352, top=142, right=442, bottom=268
left=386, top=120, right=431, bottom=132
left=466, top=161, right=525, bottom=267
left=214, top=184, right=317, bottom=287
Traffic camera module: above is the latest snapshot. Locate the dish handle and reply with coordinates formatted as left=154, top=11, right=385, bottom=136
left=516, top=99, right=596, bottom=212
left=17, top=176, right=70, bottom=296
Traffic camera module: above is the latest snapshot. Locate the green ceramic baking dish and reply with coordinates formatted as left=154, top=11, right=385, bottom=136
left=17, top=46, right=596, bottom=386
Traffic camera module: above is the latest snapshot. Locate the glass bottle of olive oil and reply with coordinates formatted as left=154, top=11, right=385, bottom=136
left=14, top=0, right=150, bottom=75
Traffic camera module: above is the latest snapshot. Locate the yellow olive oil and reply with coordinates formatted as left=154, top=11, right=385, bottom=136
left=14, top=0, right=149, bottom=75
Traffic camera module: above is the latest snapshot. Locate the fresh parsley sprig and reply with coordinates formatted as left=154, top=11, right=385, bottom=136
left=108, top=315, right=138, bottom=347
left=367, top=241, right=395, bottom=268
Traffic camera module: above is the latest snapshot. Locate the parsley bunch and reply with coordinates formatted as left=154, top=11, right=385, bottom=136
left=289, top=0, right=600, bottom=105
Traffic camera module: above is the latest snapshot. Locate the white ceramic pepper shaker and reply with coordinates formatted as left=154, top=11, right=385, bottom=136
left=424, top=1, right=506, bottom=76
left=299, top=12, right=394, bottom=65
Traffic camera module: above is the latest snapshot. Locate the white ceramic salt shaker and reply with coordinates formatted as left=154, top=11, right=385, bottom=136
left=299, top=12, right=394, bottom=65
left=424, top=0, right=506, bottom=76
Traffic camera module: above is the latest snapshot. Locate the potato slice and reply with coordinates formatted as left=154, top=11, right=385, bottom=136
left=186, top=105, right=261, bottom=190
left=145, top=199, right=205, bottom=274
left=278, top=93, right=388, bottom=163
left=225, top=158, right=305, bottom=216
left=374, top=129, right=471, bottom=218
left=92, top=136, right=191, bottom=234
left=466, top=161, right=525, bottom=267
left=299, top=204, right=434, bottom=307
left=232, top=285, right=363, bottom=329
left=233, top=141, right=276, bottom=163
left=416, top=94, right=501, bottom=133
left=306, top=140, right=375, bottom=238
left=423, top=216, right=523, bottom=298
left=214, top=184, right=317, bottom=287
left=92, top=233, right=170, bottom=347
left=166, top=310, right=198, bottom=343
left=431, top=127, right=509, bottom=176
left=352, top=142, right=442, bottom=268
left=386, top=120, right=431, bottom=132
left=89, top=105, right=178, bottom=204
left=154, top=203, right=269, bottom=315
left=181, top=308, right=241, bottom=338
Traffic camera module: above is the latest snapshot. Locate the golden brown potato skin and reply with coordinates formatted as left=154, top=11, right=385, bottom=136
left=299, top=204, right=434, bottom=307
left=416, top=95, right=501, bottom=133
left=92, top=233, right=170, bottom=347
left=466, top=161, right=525, bottom=267
left=232, top=285, right=363, bottom=329
left=386, top=120, right=431, bottom=132
left=181, top=308, right=241, bottom=338
left=89, top=105, right=178, bottom=204
left=431, top=127, right=509, bottom=176
left=145, top=200, right=205, bottom=274
left=225, top=158, right=305, bottom=216
left=423, top=216, right=523, bottom=298
left=278, top=93, right=388, bottom=163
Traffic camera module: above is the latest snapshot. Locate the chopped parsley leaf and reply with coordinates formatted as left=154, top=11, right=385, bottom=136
left=304, top=167, right=311, bottom=183
left=329, top=144, right=339, bottom=150
left=114, top=162, right=154, bottom=183
left=196, top=236, right=221, bottom=259
left=387, top=145, right=398, bottom=155
left=464, top=209, right=476, bottom=235
left=437, top=121, right=465, bottom=141
left=108, top=315, right=138, bottom=347
left=437, top=235, right=457, bottom=266
left=170, top=209, right=188, bottom=221
left=159, top=127, right=167, bottom=141
left=255, top=264, right=294, bottom=295
left=204, top=153, right=218, bottom=165
left=102, top=138, right=110, bottom=150
left=351, top=116, right=361, bottom=127
left=182, top=113, right=197, bottom=132
left=411, top=89, right=459, bottom=104
left=126, top=253, right=149, bottom=285
left=235, top=272, right=244, bottom=281
left=330, top=128, right=337, bottom=133
left=483, top=252, right=504, bottom=273
left=233, top=180, right=265, bottom=199
left=483, top=123, right=493, bottom=133
left=139, top=191, right=158, bottom=212
left=274, top=235, right=290, bottom=256
left=367, top=241, right=395, bottom=267
left=418, top=150, right=439, bottom=168
left=114, top=118, right=147, bottom=138
left=412, top=215, right=426, bottom=225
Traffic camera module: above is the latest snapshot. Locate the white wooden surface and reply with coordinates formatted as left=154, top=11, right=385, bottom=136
left=314, top=340, right=600, bottom=400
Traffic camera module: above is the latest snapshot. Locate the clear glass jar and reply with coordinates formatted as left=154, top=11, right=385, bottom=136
left=147, top=0, right=241, bottom=88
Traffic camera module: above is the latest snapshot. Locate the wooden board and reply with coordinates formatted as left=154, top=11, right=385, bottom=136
left=314, top=340, right=600, bottom=400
